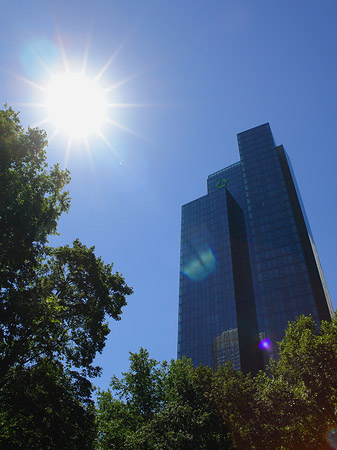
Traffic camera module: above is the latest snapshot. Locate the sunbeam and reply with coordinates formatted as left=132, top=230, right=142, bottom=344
left=84, top=136, right=95, bottom=173
left=98, top=131, right=124, bottom=162
left=105, top=118, right=152, bottom=142
left=34, top=53, right=54, bottom=77
left=64, top=137, right=72, bottom=167
left=104, top=74, right=140, bottom=93
left=94, top=39, right=128, bottom=82
left=81, top=34, right=91, bottom=76
left=32, top=117, right=50, bottom=128
left=107, top=103, right=157, bottom=108
left=47, top=129, right=58, bottom=145
left=12, top=102, right=45, bottom=108
left=56, top=33, right=70, bottom=74
left=11, top=34, right=156, bottom=164
left=15, top=74, right=46, bottom=92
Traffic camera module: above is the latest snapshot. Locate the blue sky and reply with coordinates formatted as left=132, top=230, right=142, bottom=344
left=1, top=0, right=336, bottom=390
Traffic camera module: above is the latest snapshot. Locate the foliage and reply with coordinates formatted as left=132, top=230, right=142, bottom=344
left=96, top=350, right=233, bottom=450
left=0, top=107, right=70, bottom=288
left=96, top=348, right=169, bottom=449
left=0, top=360, right=96, bottom=450
left=0, top=107, right=132, bottom=448
left=97, top=315, right=337, bottom=450
left=258, top=314, right=337, bottom=450
left=110, top=347, right=169, bottom=420
left=218, top=315, right=337, bottom=450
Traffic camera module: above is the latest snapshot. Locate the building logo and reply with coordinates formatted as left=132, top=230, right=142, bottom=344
left=216, top=178, right=228, bottom=189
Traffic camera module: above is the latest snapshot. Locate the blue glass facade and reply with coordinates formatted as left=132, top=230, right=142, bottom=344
left=178, top=123, right=334, bottom=373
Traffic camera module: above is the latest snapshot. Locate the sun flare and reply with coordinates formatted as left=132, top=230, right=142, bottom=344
left=45, top=73, right=108, bottom=139
left=14, top=37, right=152, bottom=161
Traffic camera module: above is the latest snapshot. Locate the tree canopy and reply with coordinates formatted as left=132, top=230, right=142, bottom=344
left=97, top=314, right=337, bottom=450
left=0, top=107, right=132, bottom=448
left=96, top=348, right=233, bottom=450
left=214, top=315, right=337, bottom=450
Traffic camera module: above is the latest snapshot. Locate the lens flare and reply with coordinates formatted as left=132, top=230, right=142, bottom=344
left=259, top=338, right=271, bottom=350
left=181, top=245, right=216, bottom=281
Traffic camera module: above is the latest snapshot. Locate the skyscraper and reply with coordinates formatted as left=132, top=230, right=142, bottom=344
left=178, top=123, right=333, bottom=374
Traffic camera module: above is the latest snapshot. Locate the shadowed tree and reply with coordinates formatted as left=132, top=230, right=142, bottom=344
left=96, top=350, right=233, bottom=450
left=215, top=315, right=337, bottom=450
left=0, top=107, right=132, bottom=448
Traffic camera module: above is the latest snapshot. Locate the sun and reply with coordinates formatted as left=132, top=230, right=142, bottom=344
left=14, top=37, right=151, bottom=159
left=45, top=73, right=108, bottom=139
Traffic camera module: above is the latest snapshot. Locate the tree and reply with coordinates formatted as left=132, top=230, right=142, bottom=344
left=97, top=315, right=337, bottom=450
left=96, top=350, right=233, bottom=450
left=0, top=107, right=133, bottom=448
left=258, top=314, right=337, bottom=449
left=0, top=107, right=70, bottom=288
left=110, top=347, right=169, bottom=420
left=141, top=359, right=233, bottom=450
left=96, top=348, right=168, bottom=449
left=0, top=360, right=96, bottom=449
left=208, top=363, right=260, bottom=450
left=215, top=315, right=337, bottom=450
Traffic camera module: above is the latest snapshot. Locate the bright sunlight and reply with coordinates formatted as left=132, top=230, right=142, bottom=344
left=15, top=36, right=150, bottom=160
left=45, top=73, right=108, bottom=139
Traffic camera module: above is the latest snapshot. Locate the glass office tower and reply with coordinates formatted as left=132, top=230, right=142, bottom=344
left=178, top=123, right=333, bottom=373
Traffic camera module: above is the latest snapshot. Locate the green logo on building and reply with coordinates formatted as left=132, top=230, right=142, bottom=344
left=216, top=178, right=228, bottom=189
